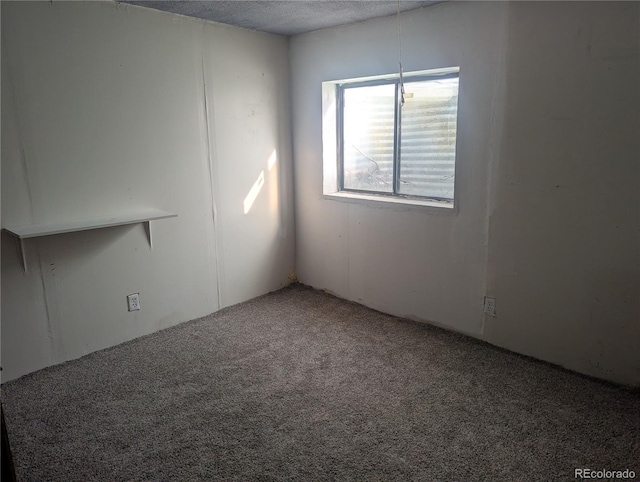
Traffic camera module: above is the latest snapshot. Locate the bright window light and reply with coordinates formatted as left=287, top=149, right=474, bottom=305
left=324, top=68, right=460, bottom=206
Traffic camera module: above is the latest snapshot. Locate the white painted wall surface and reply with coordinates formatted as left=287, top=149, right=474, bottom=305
left=291, top=1, right=508, bottom=336
left=290, top=2, right=640, bottom=386
left=485, top=2, right=640, bottom=386
left=1, top=1, right=294, bottom=381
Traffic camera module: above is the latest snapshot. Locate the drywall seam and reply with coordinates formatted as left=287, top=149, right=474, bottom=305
left=1, top=27, right=35, bottom=224
left=35, top=243, right=68, bottom=362
left=286, top=36, right=301, bottom=278
left=278, top=38, right=293, bottom=244
left=200, top=47, right=222, bottom=310
left=2, top=23, right=59, bottom=359
left=346, top=203, right=350, bottom=297
left=36, top=248, right=54, bottom=348
left=481, top=2, right=509, bottom=336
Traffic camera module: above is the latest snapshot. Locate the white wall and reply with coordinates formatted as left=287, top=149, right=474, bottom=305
left=1, top=1, right=295, bottom=381
left=290, top=1, right=640, bottom=386
left=486, top=1, right=639, bottom=386
left=3, top=1, right=638, bottom=387
left=291, top=1, right=507, bottom=335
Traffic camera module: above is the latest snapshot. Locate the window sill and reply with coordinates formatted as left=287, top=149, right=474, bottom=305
left=324, top=191, right=454, bottom=210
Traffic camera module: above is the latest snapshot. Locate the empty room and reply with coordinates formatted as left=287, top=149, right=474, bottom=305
left=1, top=0, right=638, bottom=480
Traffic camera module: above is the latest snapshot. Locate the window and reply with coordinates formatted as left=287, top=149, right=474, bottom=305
left=324, top=68, right=460, bottom=207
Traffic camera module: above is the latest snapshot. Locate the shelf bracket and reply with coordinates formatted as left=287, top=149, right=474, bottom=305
left=144, top=221, right=153, bottom=250
left=15, top=237, right=27, bottom=275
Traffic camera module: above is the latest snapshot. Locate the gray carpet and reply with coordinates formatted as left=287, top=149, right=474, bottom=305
left=2, top=283, right=639, bottom=481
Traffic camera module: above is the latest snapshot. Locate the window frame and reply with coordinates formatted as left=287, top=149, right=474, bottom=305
left=335, top=70, right=460, bottom=204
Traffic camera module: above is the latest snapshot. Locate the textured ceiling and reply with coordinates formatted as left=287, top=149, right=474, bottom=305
left=120, top=1, right=439, bottom=36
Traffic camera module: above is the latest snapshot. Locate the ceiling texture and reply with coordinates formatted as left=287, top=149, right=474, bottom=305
left=119, top=1, right=440, bottom=36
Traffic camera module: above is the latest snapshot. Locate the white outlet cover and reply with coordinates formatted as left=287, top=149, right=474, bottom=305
left=483, top=297, right=496, bottom=317
left=127, top=293, right=140, bottom=312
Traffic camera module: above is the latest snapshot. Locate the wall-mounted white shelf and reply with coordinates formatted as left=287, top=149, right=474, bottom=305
left=3, top=209, right=177, bottom=274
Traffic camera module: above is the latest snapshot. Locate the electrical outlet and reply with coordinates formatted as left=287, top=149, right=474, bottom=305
left=127, top=293, right=141, bottom=312
left=483, top=297, right=496, bottom=317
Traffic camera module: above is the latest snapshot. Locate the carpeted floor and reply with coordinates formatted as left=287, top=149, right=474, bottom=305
left=2, top=283, right=639, bottom=481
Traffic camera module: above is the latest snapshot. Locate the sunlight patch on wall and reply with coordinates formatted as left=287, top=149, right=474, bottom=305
left=243, top=170, right=265, bottom=215
left=268, top=149, right=277, bottom=171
